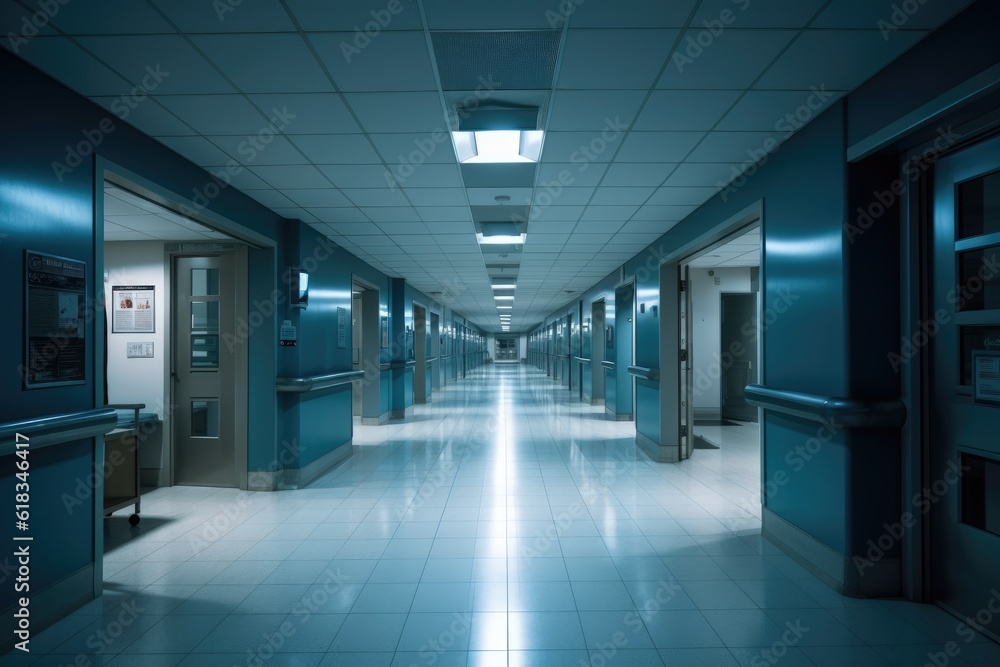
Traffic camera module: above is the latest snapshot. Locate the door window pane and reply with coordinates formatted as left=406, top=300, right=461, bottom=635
left=956, top=245, right=1000, bottom=311
left=958, top=170, right=1000, bottom=239
left=191, top=400, right=219, bottom=437
left=191, top=268, right=220, bottom=296
left=959, top=326, right=1000, bottom=385
left=191, top=301, right=219, bottom=332
left=961, top=452, right=1000, bottom=537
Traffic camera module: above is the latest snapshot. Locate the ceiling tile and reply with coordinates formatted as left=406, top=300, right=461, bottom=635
left=78, top=35, right=234, bottom=94
left=657, top=30, right=798, bottom=90
left=90, top=96, right=192, bottom=136
left=369, top=133, right=458, bottom=164
left=202, top=165, right=271, bottom=191
left=691, top=0, right=828, bottom=28
left=329, top=222, right=381, bottom=235
left=547, top=90, right=646, bottom=131
left=602, top=163, right=677, bottom=187
left=311, top=32, right=437, bottom=92
left=536, top=163, right=608, bottom=188
left=155, top=135, right=233, bottom=166
left=647, top=186, right=719, bottom=206
left=282, top=189, right=353, bottom=208
left=589, top=187, right=656, bottom=206
left=529, top=206, right=584, bottom=222
left=541, top=132, right=627, bottom=163
left=813, top=0, right=973, bottom=29
left=633, top=90, right=742, bottom=131
left=250, top=166, right=332, bottom=189
left=424, top=0, right=563, bottom=29
left=287, top=134, right=382, bottom=164
left=404, top=188, right=468, bottom=207
left=716, top=90, right=845, bottom=131
left=686, top=131, right=786, bottom=163
left=363, top=207, right=420, bottom=222
left=558, top=30, right=678, bottom=89
left=317, top=164, right=394, bottom=188
left=569, top=0, right=697, bottom=27
left=249, top=94, right=361, bottom=134
left=285, top=0, right=423, bottom=30
left=51, top=1, right=175, bottom=33
left=152, top=0, right=297, bottom=32
left=532, top=187, right=594, bottom=206
left=310, top=209, right=370, bottom=223
left=393, top=164, right=464, bottom=188
left=242, top=189, right=296, bottom=208
left=417, top=207, right=472, bottom=222
left=192, top=34, right=332, bottom=93
left=755, top=30, right=925, bottom=91
left=343, top=188, right=411, bottom=207
left=12, top=37, right=130, bottom=96
left=579, top=205, right=641, bottom=221
left=616, top=132, right=705, bottom=162
left=345, top=92, right=447, bottom=132
left=633, top=205, right=698, bottom=221
left=155, top=95, right=271, bottom=134
left=207, top=135, right=310, bottom=165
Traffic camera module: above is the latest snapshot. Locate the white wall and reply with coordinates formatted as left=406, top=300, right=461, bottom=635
left=104, top=241, right=167, bottom=417
left=690, top=267, right=753, bottom=411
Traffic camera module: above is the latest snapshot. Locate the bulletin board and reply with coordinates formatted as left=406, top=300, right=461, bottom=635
left=24, top=250, right=87, bottom=388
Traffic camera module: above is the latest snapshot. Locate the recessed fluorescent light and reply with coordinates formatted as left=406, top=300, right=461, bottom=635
left=452, top=130, right=543, bottom=164
left=492, top=284, right=516, bottom=290
left=497, top=306, right=512, bottom=310
left=494, top=295, right=514, bottom=301
left=477, top=233, right=526, bottom=245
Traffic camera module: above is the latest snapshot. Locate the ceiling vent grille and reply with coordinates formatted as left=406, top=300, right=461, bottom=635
left=432, top=31, right=561, bottom=91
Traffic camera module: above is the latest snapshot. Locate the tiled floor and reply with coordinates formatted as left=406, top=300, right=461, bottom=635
left=14, top=365, right=1000, bottom=666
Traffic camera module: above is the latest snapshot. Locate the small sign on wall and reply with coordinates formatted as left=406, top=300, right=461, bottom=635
left=280, top=319, right=297, bottom=347
left=337, top=307, right=347, bottom=349
left=126, top=342, right=154, bottom=358
left=973, top=350, right=1000, bottom=406
left=112, top=285, right=155, bottom=333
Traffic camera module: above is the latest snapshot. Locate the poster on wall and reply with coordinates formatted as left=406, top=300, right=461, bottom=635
left=111, top=285, right=155, bottom=333
left=381, top=315, right=389, bottom=348
left=24, top=250, right=87, bottom=389
left=337, top=307, right=347, bottom=349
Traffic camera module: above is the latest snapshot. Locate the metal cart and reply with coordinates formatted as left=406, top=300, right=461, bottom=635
left=103, top=403, right=147, bottom=526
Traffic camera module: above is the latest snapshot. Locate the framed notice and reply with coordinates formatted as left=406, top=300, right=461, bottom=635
left=381, top=315, right=389, bottom=349
left=337, top=307, right=347, bottom=349
left=112, top=285, right=155, bottom=333
left=973, top=350, right=1000, bottom=406
left=24, top=250, right=87, bottom=388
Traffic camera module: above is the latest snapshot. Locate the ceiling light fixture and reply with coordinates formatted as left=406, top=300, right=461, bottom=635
left=452, top=106, right=543, bottom=164
left=497, top=306, right=512, bottom=310
left=494, top=295, right=514, bottom=301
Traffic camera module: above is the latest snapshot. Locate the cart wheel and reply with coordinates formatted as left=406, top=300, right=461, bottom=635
left=128, top=514, right=140, bottom=526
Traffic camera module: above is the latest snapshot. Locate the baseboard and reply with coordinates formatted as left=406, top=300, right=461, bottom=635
left=762, top=507, right=901, bottom=598
left=247, top=440, right=353, bottom=491
left=636, top=431, right=680, bottom=463
left=591, top=397, right=605, bottom=406
left=0, top=565, right=94, bottom=654
left=361, top=411, right=390, bottom=426
left=390, top=407, right=411, bottom=420
left=139, top=467, right=168, bottom=487
left=605, top=406, right=633, bottom=421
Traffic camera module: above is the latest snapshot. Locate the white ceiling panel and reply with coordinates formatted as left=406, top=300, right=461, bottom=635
left=813, top=0, right=973, bottom=29
left=317, top=165, right=394, bottom=189
left=590, top=187, right=657, bottom=206
left=691, top=0, right=828, bottom=28
left=91, top=96, right=192, bottom=136
left=537, top=163, right=608, bottom=188
left=285, top=0, right=424, bottom=31
left=329, top=222, right=380, bottom=235
left=404, top=188, right=468, bottom=207
left=547, top=90, right=647, bottom=131
left=557, top=30, right=678, bottom=89
left=207, top=135, right=310, bottom=165
left=155, top=95, right=272, bottom=134
left=201, top=165, right=271, bottom=191
left=11, top=37, right=130, bottom=96
left=250, top=166, right=332, bottom=189
left=273, top=207, right=318, bottom=222
left=78, top=35, right=235, bottom=94
left=309, top=208, right=370, bottom=223
left=657, top=30, right=798, bottom=90
left=529, top=206, right=585, bottom=222
left=616, top=132, right=706, bottom=162
left=249, top=94, right=361, bottom=134
left=417, top=207, right=472, bottom=222
left=532, top=188, right=595, bottom=206
left=152, top=0, right=297, bottom=32
left=686, top=131, right=787, bottom=163
left=363, top=207, right=419, bottom=222
left=602, top=163, right=677, bottom=187
left=647, top=186, right=720, bottom=206
left=51, top=1, right=175, bottom=34
left=580, top=205, right=641, bottom=221
left=346, top=92, right=448, bottom=132
left=390, top=164, right=463, bottom=188
left=634, top=90, right=742, bottom=131
left=282, top=188, right=353, bottom=208
left=756, top=30, right=925, bottom=91
left=653, top=162, right=735, bottom=186
left=193, top=34, right=332, bottom=93
left=242, top=189, right=296, bottom=208
left=716, top=90, right=846, bottom=131
left=633, top=205, right=699, bottom=221
left=541, top=132, right=627, bottom=163
left=154, top=135, right=234, bottom=166
left=287, top=134, right=382, bottom=164
left=369, top=134, right=458, bottom=164
left=311, top=32, right=437, bottom=92
left=343, top=188, right=412, bottom=207
left=568, top=0, right=697, bottom=27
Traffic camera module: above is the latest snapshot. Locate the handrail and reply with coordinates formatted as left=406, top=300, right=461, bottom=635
left=744, top=384, right=907, bottom=429
left=427, top=356, right=439, bottom=362
left=380, top=363, right=391, bottom=370
left=1, top=408, right=118, bottom=456
left=575, top=356, right=591, bottom=364
left=627, top=366, right=660, bottom=381
left=276, top=371, right=366, bottom=393
left=601, top=361, right=616, bottom=370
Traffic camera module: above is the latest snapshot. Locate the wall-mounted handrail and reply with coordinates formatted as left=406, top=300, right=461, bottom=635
left=627, top=366, right=660, bottom=381
left=575, top=356, right=591, bottom=364
left=744, top=384, right=907, bottom=429
left=602, top=360, right=616, bottom=370
left=1, top=408, right=118, bottom=456
left=276, top=371, right=366, bottom=393
left=427, top=356, right=439, bottom=362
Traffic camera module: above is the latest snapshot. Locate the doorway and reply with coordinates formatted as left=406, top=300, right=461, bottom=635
left=173, top=255, right=240, bottom=487
left=589, top=300, right=606, bottom=405
left=720, top=293, right=759, bottom=422
left=353, top=280, right=383, bottom=424
left=612, top=282, right=635, bottom=421
left=928, top=133, right=1000, bottom=637
left=431, top=312, right=441, bottom=390
left=414, top=303, right=428, bottom=404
